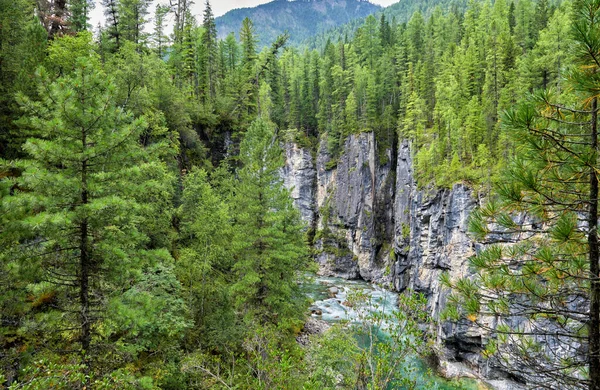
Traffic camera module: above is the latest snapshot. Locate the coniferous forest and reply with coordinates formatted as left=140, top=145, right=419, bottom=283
left=2, top=0, right=600, bottom=389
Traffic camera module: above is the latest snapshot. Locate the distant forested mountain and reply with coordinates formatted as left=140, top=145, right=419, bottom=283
left=302, top=0, right=467, bottom=49
left=215, top=0, right=381, bottom=47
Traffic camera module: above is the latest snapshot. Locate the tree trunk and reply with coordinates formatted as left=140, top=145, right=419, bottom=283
left=589, top=96, right=599, bottom=390
left=80, top=216, right=90, bottom=352
left=79, top=152, right=91, bottom=390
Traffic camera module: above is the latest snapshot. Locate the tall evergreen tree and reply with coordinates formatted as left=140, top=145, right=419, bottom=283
left=119, top=0, right=152, bottom=45
left=4, top=35, right=179, bottom=374
left=169, top=0, right=192, bottom=46
left=202, top=0, right=218, bottom=101
left=231, top=118, right=308, bottom=328
left=69, top=0, right=95, bottom=32
left=153, top=4, right=170, bottom=58
left=238, top=17, right=259, bottom=124
left=102, top=0, right=120, bottom=50
left=0, top=0, right=46, bottom=159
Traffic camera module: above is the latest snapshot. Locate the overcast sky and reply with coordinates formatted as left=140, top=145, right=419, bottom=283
left=90, top=0, right=399, bottom=30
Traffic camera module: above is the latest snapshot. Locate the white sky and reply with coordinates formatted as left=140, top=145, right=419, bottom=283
left=90, top=0, right=399, bottom=31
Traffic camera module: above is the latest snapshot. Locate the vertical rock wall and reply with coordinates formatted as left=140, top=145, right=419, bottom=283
left=282, top=134, right=520, bottom=387
left=282, top=143, right=316, bottom=225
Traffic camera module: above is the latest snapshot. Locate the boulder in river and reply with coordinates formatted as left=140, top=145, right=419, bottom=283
left=328, top=286, right=339, bottom=297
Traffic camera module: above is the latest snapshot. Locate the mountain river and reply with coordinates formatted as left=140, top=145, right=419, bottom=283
left=304, top=275, right=481, bottom=390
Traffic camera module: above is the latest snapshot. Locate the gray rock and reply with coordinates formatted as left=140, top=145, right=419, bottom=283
left=281, top=142, right=316, bottom=225
left=313, top=133, right=395, bottom=284
left=297, top=318, right=331, bottom=346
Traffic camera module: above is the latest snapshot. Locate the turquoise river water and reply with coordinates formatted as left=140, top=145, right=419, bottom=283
left=304, top=275, right=481, bottom=390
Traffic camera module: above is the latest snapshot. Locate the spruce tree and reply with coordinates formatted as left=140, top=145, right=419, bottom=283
left=231, top=118, right=308, bottom=329
left=0, top=0, right=46, bottom=159
left=119, top=0, right=152, bottom=45
left=70, top=0, right=95, bottom=32
left=153, top=4, right=170, bottom=58
left=102, top=0, right=120, bottom=50
left=239, top=17, right=259, bottom=124
left=202, top=0, right=218, bottom=101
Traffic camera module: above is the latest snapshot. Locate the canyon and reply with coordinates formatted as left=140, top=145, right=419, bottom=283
left=282, top=133, right=523, bottom=389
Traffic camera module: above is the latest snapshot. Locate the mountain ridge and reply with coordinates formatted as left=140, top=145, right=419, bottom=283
left=215, top=0, right=382, bottom=47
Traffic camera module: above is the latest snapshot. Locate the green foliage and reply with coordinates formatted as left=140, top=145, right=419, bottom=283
left=1, top=36, right=181, bottom=383
left=345, top=289, right=435, bottom=389
left=0, top=0, right=46, bottom=158
left=5, top=359, right=157, bottom=389
left=444, top=1, right=600, bottom=385
left=231, top=118, right=310, bottom=328
left=69, top=0, right=95, bottom=32
left=0, top=0, right=588, bottom=387
left=303, top=326, right=360, bottom=388
left=106, top=262, right=190, bottom=355
left=119, top=0, right=152, bottom=46
left=177, top=168, right=237, bottom=350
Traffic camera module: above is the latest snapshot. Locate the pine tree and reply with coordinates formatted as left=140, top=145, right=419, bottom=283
left=4, top=35, right=177, bottom=373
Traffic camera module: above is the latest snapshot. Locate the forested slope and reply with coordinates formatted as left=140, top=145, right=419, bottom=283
left=302, top=0, right=468, bottom=49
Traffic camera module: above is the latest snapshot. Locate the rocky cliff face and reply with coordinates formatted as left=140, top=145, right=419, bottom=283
left=282, top=133, right=522, bottom=388
left=282, top=143, right=316, bottom=225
